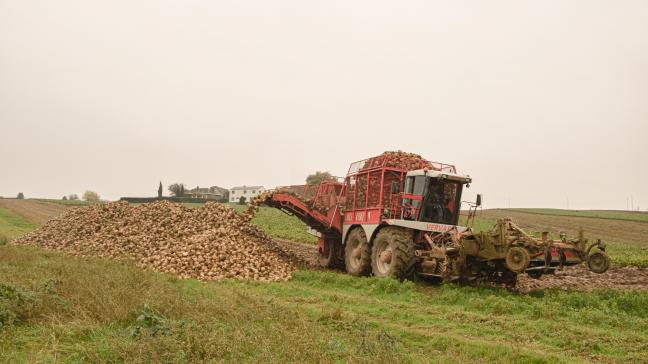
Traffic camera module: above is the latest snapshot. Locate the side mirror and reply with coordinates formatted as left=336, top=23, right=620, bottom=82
left=391, top=181, right=399, bottom=193
left=476, top=194, right=482, bottom=206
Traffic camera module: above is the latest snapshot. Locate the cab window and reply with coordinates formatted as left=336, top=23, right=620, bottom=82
left=403, top=176, right=426, bottom=212
left=420, top=179, right=460, bottom=224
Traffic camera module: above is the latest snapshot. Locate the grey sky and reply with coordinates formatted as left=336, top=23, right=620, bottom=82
left=1, top=0, right=646, bottom=210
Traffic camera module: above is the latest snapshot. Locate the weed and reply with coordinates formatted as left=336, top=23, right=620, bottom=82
left=0, top=283, right=36, bottom=327
left=131, top=304, right=171, bottom=337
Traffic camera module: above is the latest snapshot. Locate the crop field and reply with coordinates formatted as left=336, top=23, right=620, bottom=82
left=0, top=199, right=73, bottom=225
left=1, top=200, right=647, bottom=363
left=507, top=208, right=648, bottom=223
left=0, top=207, right=38, bottom=241
left=32, top=198, right=91, bottom=206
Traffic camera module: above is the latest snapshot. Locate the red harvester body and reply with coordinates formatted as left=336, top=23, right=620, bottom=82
left=264, top=151, right=610, bottom=282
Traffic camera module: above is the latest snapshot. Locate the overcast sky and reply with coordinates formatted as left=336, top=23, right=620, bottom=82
left=1, top=0, right=646, bottom=210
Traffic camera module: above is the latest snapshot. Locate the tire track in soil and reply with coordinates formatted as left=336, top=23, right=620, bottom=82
left=273, top=239, right=319, bottom=268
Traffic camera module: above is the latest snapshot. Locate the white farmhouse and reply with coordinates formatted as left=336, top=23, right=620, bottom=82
left=229, top=185, right=265, bottom=203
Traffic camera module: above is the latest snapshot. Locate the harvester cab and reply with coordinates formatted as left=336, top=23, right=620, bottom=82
left=401, top=170, right=472, bottom=226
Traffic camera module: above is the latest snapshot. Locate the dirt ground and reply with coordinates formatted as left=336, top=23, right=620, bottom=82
left=274, top=239, right=319, bottom=267
left=516, top=265, right=648, bottom=292
left=480, top=209, right=648, bottom=247
left=0, top=199, right=73, bottom=224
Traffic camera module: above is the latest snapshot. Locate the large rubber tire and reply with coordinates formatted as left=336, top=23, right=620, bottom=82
left=370, top=227, right=416, bottom=280
left=344, top=228, right=371, bottom=276
left=505, top=247, right=530, bottom=273
left=318, top=238, right=337, bottom=268
left=587, top=251, right=610, bottom=273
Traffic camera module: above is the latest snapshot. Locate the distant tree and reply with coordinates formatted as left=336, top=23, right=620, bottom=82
left=17, top=192, right=24, bottom=199
left=62, top=196, right=68, bottom=200
left=238, top=196, right=247, bottom=205
left=306, top=171, right=334, bottom=185
left=68, top=194, right=79, bottom=201
left=220, top=190, right=230, bottom=203
left=83, top=190, right=100, bottom=203
left=158, top=181, right=163, bottom=198
left=168, top=183, right=186, bottom=197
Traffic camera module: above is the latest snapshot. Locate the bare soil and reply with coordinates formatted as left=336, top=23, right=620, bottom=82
left=0, top=199, right=73, bottom=224
left=274, top=238, right=319, bottom=267
left=517, top=265, right=648, bottom=292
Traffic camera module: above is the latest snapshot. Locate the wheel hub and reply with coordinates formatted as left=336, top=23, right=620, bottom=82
left=380, top=250, right=392, bottom=264
left=505, top=247, right=530, bottom=273
left=352, top=247, right=361, bottom=259
left=587, top=251, right=610, bottom=273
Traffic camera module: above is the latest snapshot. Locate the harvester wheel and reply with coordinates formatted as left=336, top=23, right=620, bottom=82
left=318, top=237, right=340, bottom=268
left=344, top=228, right=371, bottom=276
left=505, top=247, right=530, bottom=273
left=371, top=227, right=416, bottom=280
left=587, top=251, right=610, bottom=274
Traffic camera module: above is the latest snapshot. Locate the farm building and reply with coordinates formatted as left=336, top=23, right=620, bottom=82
left=229, top=185, right=265, bottom=202
left=186, top=186, right=229, bottom=201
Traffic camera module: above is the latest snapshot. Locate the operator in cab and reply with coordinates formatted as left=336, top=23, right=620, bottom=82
left=422, top=179, right=456, bottom=225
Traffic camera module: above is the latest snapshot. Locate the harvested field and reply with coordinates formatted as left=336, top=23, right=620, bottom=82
left=517, top=266, right=648, bottom=293
left=508, top=208, right=648, bottom=223
left=13, top=201, right=296, bottom=282
left=0, top=198, right=73, bottom=224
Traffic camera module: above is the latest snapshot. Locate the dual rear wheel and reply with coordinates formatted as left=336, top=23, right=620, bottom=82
left=344, top=227, right=415, bottom=280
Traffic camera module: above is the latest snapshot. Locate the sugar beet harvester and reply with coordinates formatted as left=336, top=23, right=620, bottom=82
left=260, top=152, right=610, bottom=283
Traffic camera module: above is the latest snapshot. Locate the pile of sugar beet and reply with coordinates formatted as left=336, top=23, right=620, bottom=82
left=14, top=201, right=295, bottom=282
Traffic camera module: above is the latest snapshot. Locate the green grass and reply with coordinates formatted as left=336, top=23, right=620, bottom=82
left=230, top=204, right=318, bottom=244
left=606, top=243, right=648, bottom=267
left=1, top=202, right=647, bottom=362
left=509, top=208, right=648, bottom=223
left=0, top=246, right=403, bottom=363
left=0, top=207, right=38, bottom=241
left=460, top=214, right=497, bottom=233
